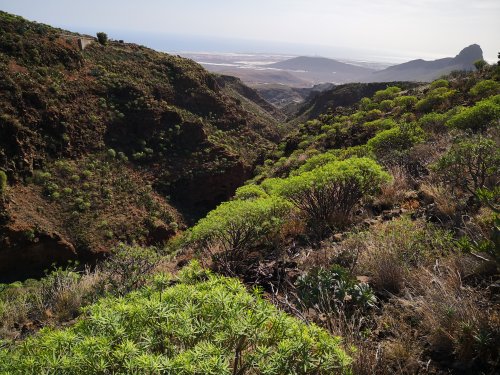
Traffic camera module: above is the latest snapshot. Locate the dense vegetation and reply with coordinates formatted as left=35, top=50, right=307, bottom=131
left=0, top=262, right=352, bottom=374
left=1, top=10, right=499, bottom=375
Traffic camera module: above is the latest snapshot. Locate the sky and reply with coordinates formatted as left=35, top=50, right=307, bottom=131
left=0, top=0, right=498, bottom=62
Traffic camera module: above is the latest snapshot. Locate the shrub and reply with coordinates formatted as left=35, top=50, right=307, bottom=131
left=359, top=97, right=374, bottom=111
left=357, top=218, right=455, bottom=293
left=106, top=148, right=116, bottom=158
left=394, top=95, right=418, bottom=111
left=364, top=109, right=383, bottom=121
left=267, top=158, right=390, bottom=238
left=430, top=79, right=449, bottom=89
left=432, top=135, right=500, bottom=197
left=0, top=264, right=353, bottom=374
left=363, top=118, right=396, bottom=132
left=373, top=86, right=401, bottom=102
left=0, top=170, right=6, bottom=196
left=446, top=95, right=500, bottom=131
left=367, top=123, right=424, bottom=161
left=233, top=184, right=268, bottom=200
left=379, top=99, right=394, bottom=111
left=188, top=196, right=291, bottom=257
left=290, top=152, right=338, bottom=176
left=418, top=112, right=448, bottom=133
left=102, top=244, right=160, bottom=295
left=469, top=79, right=500, bottom=98
left=96, top=32, right=108, bottom=45
left=296, top=265, right=376, bottom=314
left=416, top=87, right=456, bottom=113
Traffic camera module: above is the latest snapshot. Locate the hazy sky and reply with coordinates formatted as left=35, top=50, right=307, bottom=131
left=0, top=0, right=498, bottom=62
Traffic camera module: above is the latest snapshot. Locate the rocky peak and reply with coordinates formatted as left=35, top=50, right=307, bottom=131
left=455, top=44, right=483, bottom=63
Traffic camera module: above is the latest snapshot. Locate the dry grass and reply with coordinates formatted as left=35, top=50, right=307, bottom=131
left=375, top=165, right=412, bottom=209
left=420, top=182, right=460, bottom=218
left=0, top=266, right=106, bottom=340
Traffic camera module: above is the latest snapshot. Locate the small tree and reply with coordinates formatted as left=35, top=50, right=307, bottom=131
left=96, top=32, right=108, bottom=45
left=102, top=244, right=160, bottom=295
left=433, top=135, right=499, bottom=199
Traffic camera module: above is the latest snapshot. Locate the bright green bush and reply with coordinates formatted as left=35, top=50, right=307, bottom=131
left=363, top=118, right=397, bottom=131
left=469, top=79, right=500, bottom=98
left=233, top=184, right=268, bottom=200
left=367, top=123, right=424, bottom=159
left=266, top=158, right=390, bottom=238
left=430, top=79, right=449, bottom=89
left=446, top=95, right=500, bottom=131
left=418, top=112, right=448, bottom=133
left=0, top=264, right=352, bottom=374
left=373, top=86, right=401, bottom=102
left=359, top=97, right=375, bottom=111
left=415, top=87, right=456, bottom=113
left=394, top=95, right=418, bottom=111
left=189, top=196, right=292, bottom=254
left=290, top=152, right=338, bottom=176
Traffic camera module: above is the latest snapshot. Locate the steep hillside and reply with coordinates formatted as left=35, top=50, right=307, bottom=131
left=363, top=44, right=483, bottom=82
left=0, top=11, right=282, bottom=280
left=290, top=81, right=421, bottom=124
left=254, top=82, right=334, bottom=110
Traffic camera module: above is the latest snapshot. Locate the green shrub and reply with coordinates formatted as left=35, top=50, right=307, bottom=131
left=363, top=118, right=396, bottom=131
left=0, top=170, right=6, bottom=195
left=359, top=97, right=374, bottom=111
left=102, top=244, right=160, bottom=295
left=96, top=32, right=108, bottom=45
left=430, top=79, right=449, bottom=89
left=0, top=264, right=352, bottom=374
left=233, top=184, right=268, bottom=200
left=416, top=87, right=456, bottom=113
left=418, top=112, right=448, bottom=133
left=432, top=135, right=499, bottom=197
left=290, top=152, right=338, bottom=176
left=469, top=79, right=500, bottom=98
left=106, top=148, right=116, bottom=158
left=367, top=123, right=424, bottom=160
left=446, top=95, right=500, bottom=131
left=365, top=109, right=383, bottom=121
left=373, top=86, right=401, bottom=102
left=296, top=265, right=376, bottom=314
left=189, top=196, right=291, bottom=255
left=394, top=95, right=418, bottom=111
left=474, top=59, right=488, bottom=71
left=266, top=158, right=390, bottom=238
left=379, top=99, right=395, bottom=111
left=31, top=170, right=51, bottom=185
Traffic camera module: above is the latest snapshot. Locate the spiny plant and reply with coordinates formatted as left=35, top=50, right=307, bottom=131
left=0, top=262, right=353, bottom=375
